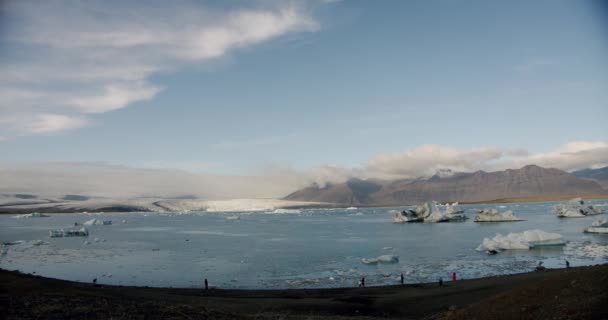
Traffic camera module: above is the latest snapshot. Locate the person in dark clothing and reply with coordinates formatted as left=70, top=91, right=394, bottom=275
left=400, top=273, right=404, bottom=285
left=360, top=277, right=365, bottom=287
left=204, top=278, right=208, bottom=290
left=439, top=277, right=443, bottom=287
left=565, top=260, right=570, bottom=268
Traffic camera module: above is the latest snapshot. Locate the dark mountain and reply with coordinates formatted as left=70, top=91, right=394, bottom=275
left=283, top=178, right=383, bottom=205
left=573, top=166, right=608, bottom=188
left=284, top=165, right=606, bottom=205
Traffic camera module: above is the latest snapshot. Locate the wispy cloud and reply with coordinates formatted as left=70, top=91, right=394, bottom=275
left=1, top=141, right=606, bottom=198
left=0, top=1, right=323, bottom=136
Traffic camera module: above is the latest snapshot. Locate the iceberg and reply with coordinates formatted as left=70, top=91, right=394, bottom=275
left=393, top=201, right=466, bottom=223
left=554, top=198, right=603, bottom=218
left=12, top=212, right=49, bottom=218
left=476, top=229, right=565, bottom=253
left=83, top=218, right=112, bottom=226
left=584, top=219, right=608, bottom=234
left=361, top=254, right=399, bottom=265
left=49, top=227, right=89, bottom=237
left=474, top=209, right=524, bottom=222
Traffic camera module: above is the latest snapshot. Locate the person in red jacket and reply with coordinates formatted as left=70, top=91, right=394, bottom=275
left=452, top=272, right=456, bottom=281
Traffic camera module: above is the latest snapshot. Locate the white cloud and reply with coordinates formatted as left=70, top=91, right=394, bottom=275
left=0, top=141, right=606, bottom=199
left=361, top=141, right=608, bottom=180
left=365, top=145, right=503, bottom=179
left=19, top=114, right=89, bottom=135
left=0, top=1, right=323, bottom=137
left=67, top=82, right=163, bottom=114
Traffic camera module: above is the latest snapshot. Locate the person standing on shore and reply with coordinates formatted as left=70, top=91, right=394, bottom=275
left=452, top=272, right=456, bottom=281
left=439, top=277, right=443, bottom=287
left=204, top=278, right=208, bottom=290
left=400, top=273, right=404, bottom=286
left=565, top=260, right=570, bottom=268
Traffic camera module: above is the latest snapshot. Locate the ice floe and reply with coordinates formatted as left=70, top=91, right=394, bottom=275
left=271, top=208, right=301, bottom=214
left=83, top=218, right=112, bottom=226
left=49, top=227, right=89, bottom=237
left=554, top=198, right=603, bottom=218
left=361, top=254, right=399, bottom=265
left=393, top=201, right=466, bottom=223
left=474, top=209, right=524, bottom=222
left=476, top=229, right=565, bottom=253
left=584, top=219, right=608, bottom=234
left=225, top=215, right=240, bottom=221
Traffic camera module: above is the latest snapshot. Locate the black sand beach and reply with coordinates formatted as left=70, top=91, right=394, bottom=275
left=1, top=264, right=606, bottom=319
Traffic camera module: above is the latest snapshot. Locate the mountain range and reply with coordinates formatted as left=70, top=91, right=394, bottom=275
left=284, top=165, right=608, bottom=205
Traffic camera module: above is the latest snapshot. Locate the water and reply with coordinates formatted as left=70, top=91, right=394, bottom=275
left=1, top=200, right=607, bottom=289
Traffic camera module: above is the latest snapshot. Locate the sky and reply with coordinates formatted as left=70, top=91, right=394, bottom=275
left=0, top=0, right=607, bottom=198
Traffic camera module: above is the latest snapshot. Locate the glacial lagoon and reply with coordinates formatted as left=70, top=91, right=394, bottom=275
left=1, top=200, right=607, bottom=289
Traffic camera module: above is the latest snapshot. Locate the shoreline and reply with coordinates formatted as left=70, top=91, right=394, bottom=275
left=1, top=264, right=606, bottom=319
left=1, top=194, right=607, bottom=214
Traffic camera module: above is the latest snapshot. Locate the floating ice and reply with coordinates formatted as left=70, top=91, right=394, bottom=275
left=12, top=212, right=49, bottom=218
left=271, top=209, right=301, bottom=214
left=361, top=254, right=399, bottom=265
left=225, top=215, right=240, bottom=220
left=476, top=229, right=565, bottom=252
left=584, top=219, right=608, bottom=234
left=393, top=201, right=466, bottom=223
left=474, top=209, right=524, bottom=222
left=83, top=218, right=112, bottom=226
left=345, top=207, right=358, bottom=210
left=554, top=198, right=603, bottom=218
left=49, top=227, right=89, bottom=237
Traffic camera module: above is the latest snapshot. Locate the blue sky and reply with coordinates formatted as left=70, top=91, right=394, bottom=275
left=1, top=0, right=607, bottom=180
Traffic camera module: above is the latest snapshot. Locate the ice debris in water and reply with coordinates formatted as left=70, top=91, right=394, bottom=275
left=225, top=215, right=240, bottom=220
left=476, top=229, right=565, bottom=253
left=554, top=198, right=603, bottom=218
left=584, top=219, right=608, bottom=234
left=474, top=209, right=524, bottom=222
left=49, top=227, right=89, bottom=237
left=393, top=201, right=466, bottom=223
left=361, top=254, right=399, bottom=265
left=271, top=209, right=301, bottom=214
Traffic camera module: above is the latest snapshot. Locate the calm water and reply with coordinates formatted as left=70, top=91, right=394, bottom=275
left=1, top=200, right=607, bottom=289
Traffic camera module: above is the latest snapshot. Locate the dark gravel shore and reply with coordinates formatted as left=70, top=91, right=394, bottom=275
left=1, top=264, right=606, bottom=319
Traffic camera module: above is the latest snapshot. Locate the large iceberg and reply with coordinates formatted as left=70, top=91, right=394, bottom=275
left=49, top=227, right=89, bottom=237
left=554, top=198, right=603, bottom=218
left=361, top=254, right=399, bottom=265
left=393, top=201, right=466, bottom=223
left=584, top=219, right=608, bottom=234
left=83, top=218, right=112, bottom=226
left=474, top=209, right=524, bottom=222
left=476, top=229, right=565, bottom=253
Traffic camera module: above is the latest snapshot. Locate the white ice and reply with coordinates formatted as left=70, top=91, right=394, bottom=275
left=554, top=198, right=603, bottom=218
left=474, top=209, right=524, bottom=222
left=361, top=254, right=399, bottom=265
left=476, top=229, right=565, bottom=252
left=393, top=201, right=466, bottom=223
left=584, top=219, right=608, bottom=234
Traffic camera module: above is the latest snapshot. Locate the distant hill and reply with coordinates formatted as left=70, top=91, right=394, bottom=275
left=284, top=165, right=607, bottom=205
left=572, top=166, right=608, bottom=188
